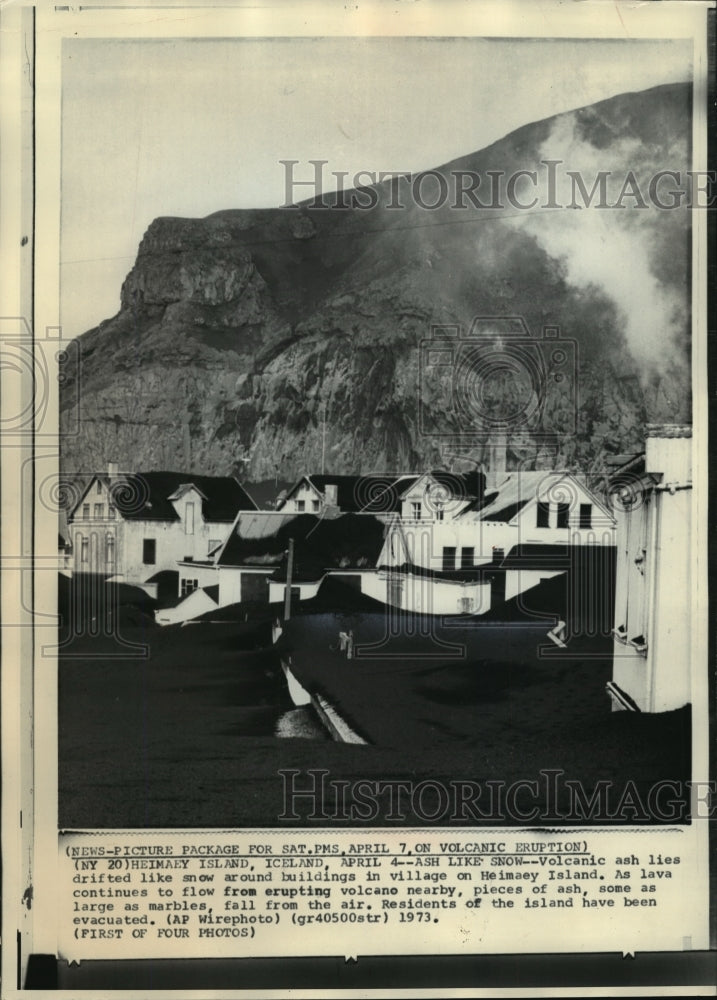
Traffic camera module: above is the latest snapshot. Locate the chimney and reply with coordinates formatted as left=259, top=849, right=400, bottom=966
left=324, top=483, right=338, bottom=506
left=108, top=461, right=119, bottom=481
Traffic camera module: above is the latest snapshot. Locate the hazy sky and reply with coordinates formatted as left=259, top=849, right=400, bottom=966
left=61, top=36, right=692, bottom=338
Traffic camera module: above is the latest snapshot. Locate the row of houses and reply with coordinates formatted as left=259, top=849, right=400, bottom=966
left=65, top=465, right=613, bottom=615
left=63, top=423, right=692, bottom=714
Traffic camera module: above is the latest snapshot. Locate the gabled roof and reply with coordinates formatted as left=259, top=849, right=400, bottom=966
left=279, top=474, right=418, bottom=513
left=399, top=470, right=485, bottom=503
left=217, top=511, right=387, bottom=578
left=469, top=472, right=547, bottom=522
left=466, top=471, right=614, bottom=525
left=69, top=471, right=256, bottom=523
left=279, top=470, right=485, bottom=513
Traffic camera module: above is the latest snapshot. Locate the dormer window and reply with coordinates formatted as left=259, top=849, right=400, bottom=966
left=411, top=502, right=421, bottom=520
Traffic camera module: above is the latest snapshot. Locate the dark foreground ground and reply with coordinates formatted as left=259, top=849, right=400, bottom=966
left=58, top=578, right=691, bottom=828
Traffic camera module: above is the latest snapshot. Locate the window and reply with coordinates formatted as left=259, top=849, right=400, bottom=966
left=460, top=546, right=474, bottom=569
left=143, top=539, right=156, bottom=565
left=459, top=597, right=474, bottom=614
left=297, top=500, right=305, bottom=512
left=435, top=503, right=445, bottom=522
left=442, top=546, right=456, bottom=572
left=106, top=534, right=115, bottom=565
left=185, top=501, right=195, bottom=535
left=411, top=501, right=421, bottom=520
left=108, top=504, right=116, bottom=520
left=82, top=504, right=90, bottom=520
left=312, top=500, right=320, bottom=512
left=80, top=536, right=88, bottom=563
left=556, top=502, right=570, bottom=529
left=579, top=503, right=592, bottom=529
left=94, top=503, right=103, bottom=519
left=536, top=501, right=550, bottom=528
left=181, top=578, right=198, bottom=597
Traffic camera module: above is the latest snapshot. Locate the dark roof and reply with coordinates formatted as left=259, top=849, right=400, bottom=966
left=72, top=471, right=257, bottom=522
left=426, top=469, right=486, bottom=501
left=280, top=470, right=486, bottom=513
left=481, top=498, right=530, bottom=522
left=470, top=472, right=546, bottom=522
left=500, top=544, right=614, bottom=570
left=606, top=453, right=646, bottom=477
left=279, top=474, right=417, bottom=513
left=218, top=512, right=387, bottom=577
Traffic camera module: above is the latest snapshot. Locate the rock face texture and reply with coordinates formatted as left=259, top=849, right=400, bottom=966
left=60, top=83, right=691, bottom=480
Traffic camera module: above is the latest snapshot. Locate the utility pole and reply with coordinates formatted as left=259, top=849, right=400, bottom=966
left=284, top=537, right=294, bottom=621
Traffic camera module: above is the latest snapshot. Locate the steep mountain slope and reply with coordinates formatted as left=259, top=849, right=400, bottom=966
left=60, top=82, right=691, bottom=479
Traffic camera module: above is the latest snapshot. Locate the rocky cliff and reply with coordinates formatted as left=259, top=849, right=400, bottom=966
left=60, top=82, right=691, bottom=480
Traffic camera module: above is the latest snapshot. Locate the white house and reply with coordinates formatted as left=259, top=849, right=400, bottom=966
left=175, top=510, right=389, bottom=617
left=607, top=425, right=692, bottom=713
left=277, top=470, right=485, bottom=517
left=385, top=471, right=615, bottom=574
left=67, top=467, right=257, bottom=587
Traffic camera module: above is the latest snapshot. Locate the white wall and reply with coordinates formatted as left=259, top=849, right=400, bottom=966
left=383, top=521, right=498, bottom=573
left=177, top=562, right=218, bottom=596
left=612, top=434, right=691, bottom=712
left=217, top=567, right=273, bottom=607
left=155, top=586, right=217, bottom=626
left=268, top=578, right=323, bottom=604
left=357, top=569, right=490, bottom=615
left=285, top=482, right=323, bottom=514
left=400, top=475, right=470, bottom=523
left=70, top=478, right=233, bottom=582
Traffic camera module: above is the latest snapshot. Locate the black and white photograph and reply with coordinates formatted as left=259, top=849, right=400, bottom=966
left=1, top=0, right=713, bottom=993
left=56, top=27, right=700, bottom=831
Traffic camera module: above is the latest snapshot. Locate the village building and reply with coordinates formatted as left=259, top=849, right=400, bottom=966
left=606, top=425, right=692, bottom=713
left=67, top=466, right=257, bottom=588
left=369, top=470, right=615, bottom=619
left=276, top=470, right=485, bottom=517
left=393, top=472, right=607, bottom=570
left=162, top=467, right=615, bottom=623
